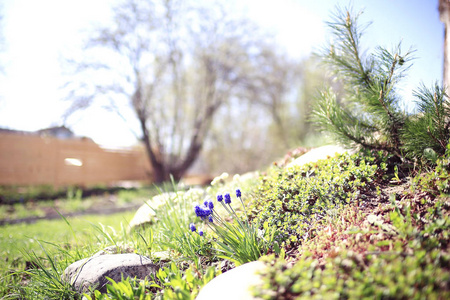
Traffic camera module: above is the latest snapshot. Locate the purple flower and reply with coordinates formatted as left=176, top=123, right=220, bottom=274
left=236, top=189, right=241, bottom=198
left=194, top=205, right=203, bottom=218
left=189, top=223, right=196, bottom=232
left=199, top=230, right=204, bottom=236
left=205, top=199, right=214, bottom=210
left=201, top=205, right=211, bottom=217
left=224, top=193, right=231, bottom=204
left=217, top=194, right=223, bottom=202
left=194, top=204, right=212, bottom=219
left=208, top=215, right=213, bottom=223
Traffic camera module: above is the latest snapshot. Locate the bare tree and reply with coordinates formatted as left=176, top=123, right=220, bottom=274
left=65, top=0, right=295, bottom=183
left=245, top=45, right=303, bottom=148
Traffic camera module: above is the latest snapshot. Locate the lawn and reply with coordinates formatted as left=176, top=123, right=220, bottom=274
left=0, top=212, right=135, bottom=263
left=0, top=185, right=157, bottom=223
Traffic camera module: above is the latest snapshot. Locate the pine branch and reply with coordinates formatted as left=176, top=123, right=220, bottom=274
left=312, top=6, right=416, bottom=159
left=312, top=89, right=391, bottom=152
left=402, top=83, right=450, bottom=159
left=343, top=11, right=371, bottom=86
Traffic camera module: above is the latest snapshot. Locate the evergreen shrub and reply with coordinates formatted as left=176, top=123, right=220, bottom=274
left=311, top=6, right=450, bottom=164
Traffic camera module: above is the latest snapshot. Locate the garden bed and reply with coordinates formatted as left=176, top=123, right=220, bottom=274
left=0, top=148, right=447, bottom=299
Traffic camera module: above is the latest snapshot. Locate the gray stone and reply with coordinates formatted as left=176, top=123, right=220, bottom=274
left=62, top=253, right=158, bottom=293
left=286, top=145, right=349, bottom=168
left=196, top=261, right=266, bottom=300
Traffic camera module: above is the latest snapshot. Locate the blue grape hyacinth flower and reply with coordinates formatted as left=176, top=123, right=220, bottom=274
left=217, top=194, right=223, bottom=202
left=194, top=205, right=203, bottom=217
left=199, top=230, right=204, bottom=236
left=194, top=204, right=212, bottom=220
left=205, top=199, right=214, bottom=210
left=224, top=193, right=231, bottom=204
left=236, top=189, right=241, bottom=198
left=189, top=223, right=196, bottom=232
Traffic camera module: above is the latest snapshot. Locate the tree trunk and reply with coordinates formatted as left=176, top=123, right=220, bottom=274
left=440, top=0, right=450, bottom=90
left=140, top=115, right=201, bottom=184
left=137, top=113, right=167, bottom=184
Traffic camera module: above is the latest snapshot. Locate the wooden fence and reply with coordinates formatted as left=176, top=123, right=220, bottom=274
left=0, top=132, right=152, bottom=187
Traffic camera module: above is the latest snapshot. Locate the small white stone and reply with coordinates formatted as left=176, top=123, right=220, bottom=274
left=128, top=192, right=176, bottom=229
left=286, top=145, right=349, bottom=168
left=196, top=261, right=266, bottom=300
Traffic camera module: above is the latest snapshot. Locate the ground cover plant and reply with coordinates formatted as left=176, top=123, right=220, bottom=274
left=252, top=167, right=450, bottom=299
left=249, top=151, right=379, bottom=250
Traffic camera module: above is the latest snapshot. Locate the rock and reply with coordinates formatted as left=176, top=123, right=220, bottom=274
left=233, top=171, right=260, bottom=184
left=128, top=192, right=176, bottom=230
left=196, top=261, right=266, bottom=300
left=91, top=245, right=135, bottom=257
left=151, top=250, right=172, bottom=261
left=286, top=145, right=349, bottom=168
left=62, top=253, right=158, bottom=294
left=129, top=188, right=205, bottom=230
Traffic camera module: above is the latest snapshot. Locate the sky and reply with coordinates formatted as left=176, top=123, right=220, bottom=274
left=0, top=0, right=444, bottom=148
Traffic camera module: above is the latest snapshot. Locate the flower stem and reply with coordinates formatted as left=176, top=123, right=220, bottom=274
left=238, top=196, right=249, bottom=225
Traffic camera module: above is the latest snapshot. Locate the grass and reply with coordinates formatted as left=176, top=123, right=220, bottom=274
left=0, top=211, right=137, bottom=299
left=0, top=186, right=158, bottom=222
left=0, top=212, right=135, bottom=260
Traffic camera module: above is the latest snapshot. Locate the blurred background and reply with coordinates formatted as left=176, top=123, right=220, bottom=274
left=0, top=0, right=445, bottom=187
